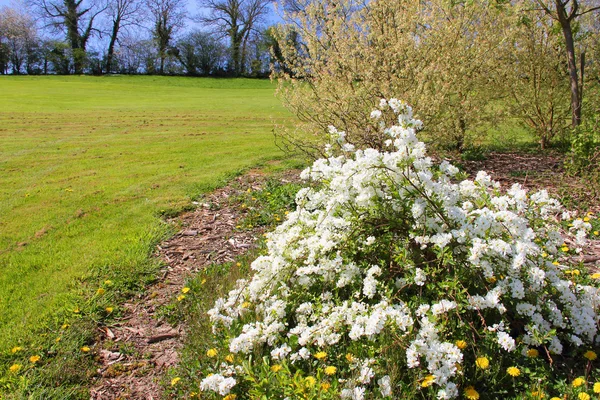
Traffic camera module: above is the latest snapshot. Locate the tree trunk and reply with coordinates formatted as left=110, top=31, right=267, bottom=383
left=106, top=19, right=120, bottom=73
left=231, top=33, right=241, bottom=76
left=556, top=1, right=581, bottom=127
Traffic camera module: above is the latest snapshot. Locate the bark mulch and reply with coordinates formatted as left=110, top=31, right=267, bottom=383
left=89, top=170, right=295, bottom=399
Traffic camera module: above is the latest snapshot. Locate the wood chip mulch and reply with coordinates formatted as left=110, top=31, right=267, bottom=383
left=89, top=171, right=297, bottom=399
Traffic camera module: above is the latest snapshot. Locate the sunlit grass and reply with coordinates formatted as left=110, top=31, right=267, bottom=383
left=0, top=75, right=293, bottom=355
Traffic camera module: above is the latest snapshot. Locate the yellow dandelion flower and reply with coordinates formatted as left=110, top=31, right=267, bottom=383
left=475, top=357, right=489, bottom=370
left=81, top=346, right=90, bottom=352
left=314, top=351, right=327, bottom=361
left=104, top=280, right=113, bottom=286
left=305, top=376, right=316, bottom=386
left=241, top=302, right=251, bottom=308
left=236, top=262, right=242, bottom=267
left=61, top=323, right=69, bottom=329
left=11, top=346, right=23, bottom=353
left=105, top=307, right=114, bottom=313
left=552, top=261, right=560, bottom=266
left=527, top=348, right=539, bottom=358
left=324, top=366, right=337, bottom=375
left=73, top=307, right=80, bottom=313
left=345, top=353, right=354, bottom=363
left=55, top=337, right=61, bottom=343
left=206, top=348, right=218, bottom=358
left=464, top=386, right=480, bottom=400
left=562, top=246, right=569, bottom=252
left=270, top=364, right=282, bottom=372
left=591, top=273, right=600, bottom=279
left=96, top=288, right=105, bottom=295
left=550, top=397, right=562, bottom=400
left=594, top=231, right=599, bottom=236
left=584, top=217, right=590, bottom=222
left=29, top=355, right=41, bottom=363
left=487, top=276, right=497, bottom=283
left=584, top=350, right=597, bottom=361
left=542, top=252, right=548, bottom=258
left=321, top=382, right=331, bottom=390
left=573, top=269, right=580, bottom=276
left=171, top=377, right=181, bottom=386
left=181, top=287, right=190, bottom=294
left=594, top=382, right=600, bottom=393
left=223, top=395, right=237, bottom=400
left=579, top=393, right=590, bottom=400
left=9, top=364, right=21, bottom=373
left=455, top=340, right=467, bottom=349
left=573, top=377, right=586, bottom=387
left=421, top=375, right=435, bottom=388
left=177, top=295, right=186, bottom=301
left=531, top=391, right=544, bottom=398
left=201, top=279, right=207, bottom=285
left=507, top=367, right=520, bottom=377
left=225, top=354, right=234, bottom=363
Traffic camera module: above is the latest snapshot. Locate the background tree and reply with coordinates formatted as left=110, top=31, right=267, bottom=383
left=175, top=29, right=225, bottom=75
left=46, top=40, right=72, bottom=73
left=198, top=0, right=270, bottom=76
left=113, top=34, right=155, bottom=73
left=534, top=0, right=600, bottom=127
left=0, top=41, right=9, bottom=74
left=505, top=6, right=571, bottom=149
left=30, top=0, right=106, bottom=73
left=274, top=0, right=513, bottom=154
left=105, top=0, right=145, bottom=73
left=146, top=0, right=186, bottom=74
left=0, top=5, right=38, bottom=74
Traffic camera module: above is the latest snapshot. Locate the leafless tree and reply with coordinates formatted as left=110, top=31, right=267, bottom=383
left=197, top=0, right=271, bottom=75
left=30, top=0, right=106, bottom=73
left=105, top=0, right=145, bottom=73
left=146, top=0, right=186, bottom=74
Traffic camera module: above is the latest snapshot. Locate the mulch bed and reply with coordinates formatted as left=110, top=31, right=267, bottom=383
left=89, top=171, right=289, bottom=399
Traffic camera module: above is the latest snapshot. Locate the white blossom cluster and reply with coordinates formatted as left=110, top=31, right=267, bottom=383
left=200, top=100, right=599, bottom=398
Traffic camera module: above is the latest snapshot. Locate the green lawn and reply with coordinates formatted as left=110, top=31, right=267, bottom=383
left=0, top=75, right=292, bottom=354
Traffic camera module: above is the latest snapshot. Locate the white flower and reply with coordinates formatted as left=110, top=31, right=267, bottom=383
left=431, top=300, right=457, bottom=316
left=370, top=110, right=382, bottom=119
left=497, top=331, right=516, bottom=352
left=200, top=374, right=236, bottom=395
left=378, top=375, right=392, bottom=397
left=414, top=268, right=426, bottom=286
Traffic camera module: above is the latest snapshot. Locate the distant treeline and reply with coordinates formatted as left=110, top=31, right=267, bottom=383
left=0, top=0, right=284, bottom=77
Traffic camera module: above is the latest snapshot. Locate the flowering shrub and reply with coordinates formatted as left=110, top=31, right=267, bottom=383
left=199, top=100, right=599, bottom=399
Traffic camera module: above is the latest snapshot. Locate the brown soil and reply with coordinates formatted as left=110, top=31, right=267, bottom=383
left=88, top=152, right=599, bottom=399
